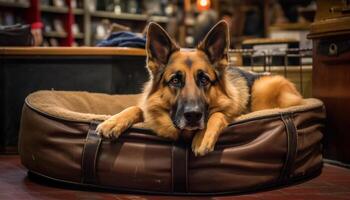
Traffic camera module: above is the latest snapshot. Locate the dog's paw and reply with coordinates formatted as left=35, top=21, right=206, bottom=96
left=191, top=131, right=215, bottom=156
left=96, top=117, right=128, bottom=139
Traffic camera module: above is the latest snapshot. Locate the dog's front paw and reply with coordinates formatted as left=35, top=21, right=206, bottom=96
left=191, top=131, right=215, bottom=156
left=96, top=117, right=128, bottom=139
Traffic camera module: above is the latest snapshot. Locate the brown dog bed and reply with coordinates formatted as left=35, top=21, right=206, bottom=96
left=19, top=90, right=325, bottom=195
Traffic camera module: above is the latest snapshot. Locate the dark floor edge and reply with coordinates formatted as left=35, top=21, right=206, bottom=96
left=324, top=159, right=350, bottom=169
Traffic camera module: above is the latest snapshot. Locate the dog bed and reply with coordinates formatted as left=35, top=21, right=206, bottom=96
left=19, top=90, right=325, bottom=195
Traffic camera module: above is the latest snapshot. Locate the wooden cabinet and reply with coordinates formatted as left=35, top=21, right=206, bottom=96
left=309, top=0, right=350, bottom=165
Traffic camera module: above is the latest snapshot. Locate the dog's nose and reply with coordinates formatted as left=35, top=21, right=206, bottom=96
left=184, top=111, right=202, bottom=124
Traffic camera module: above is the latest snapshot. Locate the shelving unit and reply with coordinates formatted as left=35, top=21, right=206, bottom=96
left=1, top=0, right=171, bottom=46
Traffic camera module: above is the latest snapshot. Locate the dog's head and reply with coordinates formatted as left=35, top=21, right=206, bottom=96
left=145, top=21, right=230, bottom=137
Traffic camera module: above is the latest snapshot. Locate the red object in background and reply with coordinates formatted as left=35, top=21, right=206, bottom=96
left=197, top=0, right=211, bottom=11
left=31, top=22, right=43, bottom=29
left=31, top=22, right=43, bottom=46
left=63, top=0, right=73, bottom=46
left=25, top=0, right=73, bottom=46
left=26, top=0, right=40, bottom=23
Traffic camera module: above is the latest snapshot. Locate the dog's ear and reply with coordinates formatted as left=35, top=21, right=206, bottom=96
left=197, top=20, right=229, bottom=66
left=146, top=22, right=179, bottom=76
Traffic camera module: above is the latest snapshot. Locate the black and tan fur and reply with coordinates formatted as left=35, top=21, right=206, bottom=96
left=96, top=21, right=302, bottom=156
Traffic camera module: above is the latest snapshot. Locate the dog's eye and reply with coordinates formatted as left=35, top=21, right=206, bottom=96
left=169, top=77, right=182, bottom=87
left=199, top=76, right=210, bottom=86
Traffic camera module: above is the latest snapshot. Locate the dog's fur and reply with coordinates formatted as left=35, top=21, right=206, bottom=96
left=96, top=21, right=302, bottom=156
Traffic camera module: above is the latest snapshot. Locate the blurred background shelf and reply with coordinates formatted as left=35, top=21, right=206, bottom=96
left=0, top=0, right=30, bottom=8
left=149, top=15, right=169, bottom=23
left=90, top=11, right=148, bottom=21
left=73, top=8, right=84, bottom=15
left=73, top=33, right=84, bottom=39
left=40, top=5, right=68, bottom=13
left=0, top=0, right=317, bottom=48
left=43, top=31, right=67, bottom=38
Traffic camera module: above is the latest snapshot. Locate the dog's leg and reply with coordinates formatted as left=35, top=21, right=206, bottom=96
left=96, top=106, right=143, bottom=138
left=192, top=112, right=228, bottom=156
left=145, top=112, right=180, bottom=140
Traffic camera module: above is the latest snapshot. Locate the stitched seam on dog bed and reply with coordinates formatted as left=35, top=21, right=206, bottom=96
left=279, top=113, right=298, bottom=183
left=81, top=122, right=101, bottom=184
left=171, top=143, right=188, bottom=193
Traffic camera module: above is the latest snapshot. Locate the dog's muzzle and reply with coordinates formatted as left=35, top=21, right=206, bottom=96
left=182, top=104, right=204, bottom=130
left=172, top=99, right=206, bottom=132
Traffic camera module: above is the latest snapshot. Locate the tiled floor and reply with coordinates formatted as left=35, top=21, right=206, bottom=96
left=1, top=155, right=350, bottom=200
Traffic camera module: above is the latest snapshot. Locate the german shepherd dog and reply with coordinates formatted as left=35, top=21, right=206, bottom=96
left=96, top=21, right=302, bottom=156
